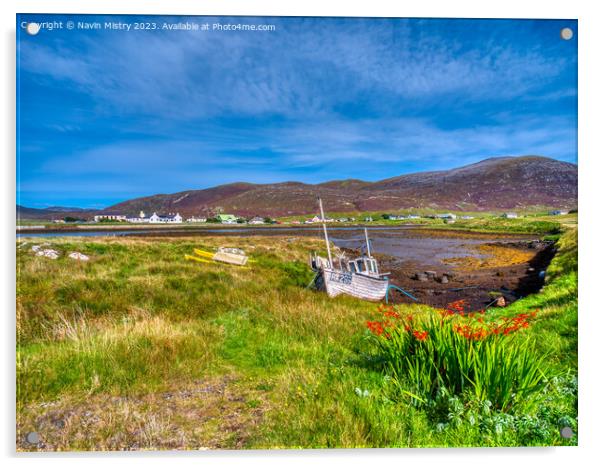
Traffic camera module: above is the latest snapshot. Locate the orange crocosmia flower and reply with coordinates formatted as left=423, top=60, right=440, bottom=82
left=366, top=321, right=385, bottom=336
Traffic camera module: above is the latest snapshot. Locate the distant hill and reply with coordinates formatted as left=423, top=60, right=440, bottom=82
left=358, top=155, right=577, bottom=212
left=17, top=156, right=578, bottom=219
left=101, top=156, right=577, bottom=217
left=43, top=206, right=89, bottom=212
left=16, top=205, right=99, bottom=220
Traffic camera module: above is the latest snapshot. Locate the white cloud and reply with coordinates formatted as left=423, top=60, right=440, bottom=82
left=19, top=17, right=575, bottom=120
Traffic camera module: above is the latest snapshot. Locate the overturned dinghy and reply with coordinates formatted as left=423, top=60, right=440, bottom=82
left=310, top=199, right=389, bottom=301
left=213, top=247, right=248, bottom=266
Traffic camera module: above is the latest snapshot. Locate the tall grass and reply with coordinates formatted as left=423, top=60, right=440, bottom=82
left=369, top=308, right=548, bottom=412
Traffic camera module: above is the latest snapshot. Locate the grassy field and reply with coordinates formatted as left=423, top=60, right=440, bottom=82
left=16, top=222, right=577, bottom=450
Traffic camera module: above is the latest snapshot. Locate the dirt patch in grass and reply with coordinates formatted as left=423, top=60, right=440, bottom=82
left=16, top=376, right=267, bottom=451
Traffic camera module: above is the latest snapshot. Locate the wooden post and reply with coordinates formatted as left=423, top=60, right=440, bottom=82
left=364, top=228, right=372, bottom=257
left=318, top=198, right=333, bottom=268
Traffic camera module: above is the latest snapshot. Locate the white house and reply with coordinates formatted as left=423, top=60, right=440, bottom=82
left=187, top=216, right=207, bottom=223
left=461, top=215, right=474, bottom=220
left=249, top=216, right=265, bottom=225
left=549, top=210, right=569, bottom=216
left=407, top=215, right=420, bottom=219
left=437, top=213, right=457, bottom=220
left=149, top=212, right=183, bottom=223
left=364, top=216, right=373, bottom=222
left=305, top=216, right=321, bottom=224
left=126, top=216, right=149, bottom=223
left=94, top=214, right=127, bottom=222
left=126, top=210, right=150, bottom=223
left=502, top=212, right=518, bottom=219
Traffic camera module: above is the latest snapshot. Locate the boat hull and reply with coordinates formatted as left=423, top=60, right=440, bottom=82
left=320, top=268, right=388, bottom=301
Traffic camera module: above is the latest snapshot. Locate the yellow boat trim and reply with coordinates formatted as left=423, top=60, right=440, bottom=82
left=193, top=248, right=215, bottom=259
left=185, top=254, right=250, bottom=269
left=184, top=254, right=212, bottom=264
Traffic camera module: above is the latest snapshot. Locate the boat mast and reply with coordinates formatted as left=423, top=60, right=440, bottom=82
left=364, top=228, right=372, bottom=257
left=318, top=197, right=333, bottom=268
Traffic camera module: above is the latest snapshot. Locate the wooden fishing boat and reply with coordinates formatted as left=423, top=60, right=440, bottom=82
left=310, top=198, right=389, bottom=301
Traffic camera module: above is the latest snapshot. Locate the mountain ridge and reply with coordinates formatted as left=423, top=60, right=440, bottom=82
left=18, top=156, right=577, bottom=219
left=105, top=155, right=577, bottom=217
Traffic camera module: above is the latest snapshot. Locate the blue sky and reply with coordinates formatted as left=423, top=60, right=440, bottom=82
left=16, top=15, right=577, bottom=208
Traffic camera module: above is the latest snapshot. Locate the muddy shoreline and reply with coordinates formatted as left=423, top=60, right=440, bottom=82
left=377, top=239, right=556, bottom=310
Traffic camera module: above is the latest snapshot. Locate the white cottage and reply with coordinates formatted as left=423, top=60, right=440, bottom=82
left=305, top=216, right=321, bottom=224
left=126, top=210, right=150, bottom=223
left=436, top=213, right=457, bottom=220
left=187, top=216, right=207, bottom=223
left=149, top=212, right=183, bottom=223
left=94, top=214, right=127, bottom=222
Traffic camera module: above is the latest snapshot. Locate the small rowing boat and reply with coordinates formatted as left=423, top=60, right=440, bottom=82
left=185, top=247, right=249, bottom=266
